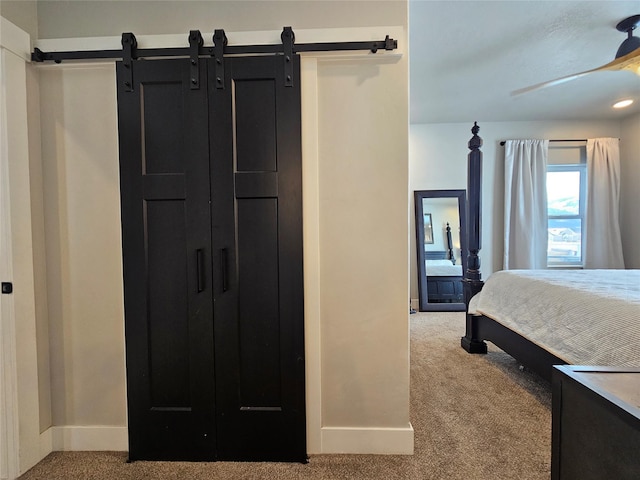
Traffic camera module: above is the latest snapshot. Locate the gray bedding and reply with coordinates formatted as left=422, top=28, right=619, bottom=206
left=468, top=269, right=640, bottom=367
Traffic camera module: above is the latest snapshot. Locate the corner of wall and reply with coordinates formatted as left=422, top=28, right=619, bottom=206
left=619, top=113, right=640, bottom=268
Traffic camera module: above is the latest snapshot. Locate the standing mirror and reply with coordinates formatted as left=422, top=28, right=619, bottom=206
left=414, top=189, right=467, bottom=311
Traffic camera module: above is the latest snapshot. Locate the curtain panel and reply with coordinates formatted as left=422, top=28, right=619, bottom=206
left=585, top=138, right=625, bottom=269
left=503, top=139, right=549, bottom=269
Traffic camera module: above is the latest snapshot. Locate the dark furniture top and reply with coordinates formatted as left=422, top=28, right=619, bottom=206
left=552, top=366, right=640, bottom=480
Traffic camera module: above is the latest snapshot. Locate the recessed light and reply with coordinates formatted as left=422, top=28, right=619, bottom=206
left=613, top=99, right=634, bottom=109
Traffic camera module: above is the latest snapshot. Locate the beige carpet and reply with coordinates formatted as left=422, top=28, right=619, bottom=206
left=18, top=312, right=552, bottom=480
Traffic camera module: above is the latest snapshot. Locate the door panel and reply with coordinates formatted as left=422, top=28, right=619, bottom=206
left=237, top=197, right=281, bottom=408
left=146, top=200, right=190, bottom=408
left=117, top=59, right=216, bottom=461
left=209, top=55, right=305, bottom=462
left=140, top=82, right=185, bottom=174
left=234, top=79, right=277, bottom=172
left=118, top=54, right=305, bottom=463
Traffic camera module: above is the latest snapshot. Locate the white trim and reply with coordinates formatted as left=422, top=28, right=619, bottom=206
left=0, top=122, right=19, bottom=479
left=48, top=426, right=128, bottom=452
left=1, top=19, right=33, bottom=480
left=301, top=57, right=322, bottom=454
left=0, top=17, right=31, bottom=61
left=3, top=49, right=41, bottom=476
left=42, top=424, right=415, bottom=455
left=320, top=425, right=414, bottom=455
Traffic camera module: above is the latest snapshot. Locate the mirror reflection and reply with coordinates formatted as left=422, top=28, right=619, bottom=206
left=414, top=190, right=467, bottom=312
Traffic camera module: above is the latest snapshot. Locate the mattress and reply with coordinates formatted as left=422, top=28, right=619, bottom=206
left=468, top=269, right=640, bottom=367
left=426, top=259, right=462, bottom=277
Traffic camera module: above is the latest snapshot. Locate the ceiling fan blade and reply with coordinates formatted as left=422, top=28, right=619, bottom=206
left=511, top=70, right=596, bottom=96
left=598, top=46, right=640, bottom=73
left=511, top=47, right=640, bottom=96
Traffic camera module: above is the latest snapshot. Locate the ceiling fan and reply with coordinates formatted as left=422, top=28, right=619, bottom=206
left=512, top=14, right=640, bottom=95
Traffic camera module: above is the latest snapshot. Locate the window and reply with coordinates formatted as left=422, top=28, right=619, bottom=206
left=546, top=164, right=586, bottom=267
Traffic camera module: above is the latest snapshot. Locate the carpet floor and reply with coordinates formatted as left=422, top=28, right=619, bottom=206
left=18, top=312, right=552, bottom=479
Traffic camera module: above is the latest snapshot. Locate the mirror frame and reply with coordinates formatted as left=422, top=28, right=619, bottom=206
left=414, top=189, right=467, bottom=312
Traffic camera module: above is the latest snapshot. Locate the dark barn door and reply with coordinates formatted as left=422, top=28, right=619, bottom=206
left=209, top=55, right=305, bottom=461
left=116, top=59, right=216, bottom=461
left=116, top=55, right=305, bottom=462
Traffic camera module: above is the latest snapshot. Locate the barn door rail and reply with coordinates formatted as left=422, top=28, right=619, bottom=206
left=31, top=26, right=398, bottom=64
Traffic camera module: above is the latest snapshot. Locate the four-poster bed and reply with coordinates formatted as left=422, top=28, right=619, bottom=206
left=460, top=123, right=640, bottom=382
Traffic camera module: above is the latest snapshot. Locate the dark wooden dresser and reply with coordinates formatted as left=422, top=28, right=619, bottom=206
left=551, top=365, right=640, bottom=480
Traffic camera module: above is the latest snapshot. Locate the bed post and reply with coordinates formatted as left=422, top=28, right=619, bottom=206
left=461, top=122, right=487, bottom=354
left=446, top=223, right=455, bottom=264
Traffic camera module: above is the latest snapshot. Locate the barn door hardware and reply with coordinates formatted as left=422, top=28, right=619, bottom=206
left=282, top=27, right=294, bottom=87
left=31, top=27, right=398, bottom=69
left=189, top=30, right=203, bottom=90
left=121, top=32, right=137, bottom=92
left=213, top=29, right=228, bottom=89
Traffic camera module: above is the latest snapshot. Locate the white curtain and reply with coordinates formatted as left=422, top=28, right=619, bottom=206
left=504, top=140, right=549, bottom=269
left=584, top=138, right=625, bottom=269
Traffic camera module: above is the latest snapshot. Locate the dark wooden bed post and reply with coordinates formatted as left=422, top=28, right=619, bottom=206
left=461, top=122, right=488, bottom=353
left=446, top=223, right=455, bottom=264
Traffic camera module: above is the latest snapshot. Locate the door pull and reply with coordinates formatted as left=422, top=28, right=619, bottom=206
left=196, top=249, right=205, bottom=292
left=221, top=248, right=229, bottom=292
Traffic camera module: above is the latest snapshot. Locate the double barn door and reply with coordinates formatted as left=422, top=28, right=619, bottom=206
left=116, top=55, right=305, bottom=462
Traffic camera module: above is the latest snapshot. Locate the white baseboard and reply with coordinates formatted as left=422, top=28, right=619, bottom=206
left=320, top=424, right=414, bottom=454
left=43, top=426, right=128, bottom=452
left=410, top=298, right=419, bottom=311
left=41, top=424, right=412, bottom=455
left=39, top=429, right=53, bottom=458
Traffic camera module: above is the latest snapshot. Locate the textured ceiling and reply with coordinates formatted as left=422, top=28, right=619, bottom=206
left=410, top=1, right=640, bottom=124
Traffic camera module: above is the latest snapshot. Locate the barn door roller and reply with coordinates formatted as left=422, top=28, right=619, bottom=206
left=121, top=32, right=137, bottom=92
left=282, top=27, right=294, bottom=87
left=189, top=30, right=203, bottom=90
left=213, top=29, right=228, bottom=89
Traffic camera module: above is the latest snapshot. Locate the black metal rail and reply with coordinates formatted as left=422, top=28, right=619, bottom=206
left=31, top=27, right=398, bottom=63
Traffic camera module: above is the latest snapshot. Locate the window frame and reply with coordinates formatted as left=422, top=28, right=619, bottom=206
left=546, top=163, right=586, bottom=267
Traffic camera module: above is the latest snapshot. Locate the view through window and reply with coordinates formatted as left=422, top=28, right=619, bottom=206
left=547, top=164, right=586, bottom=266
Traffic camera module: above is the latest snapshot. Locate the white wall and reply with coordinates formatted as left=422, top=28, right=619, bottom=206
left=26, top=61, right=52, bottom=434
left=39, top=65, right=126, bottom=428
left=36, top=0, right=405, bottom=38
left=317, top=55, right=409, bottom=433
left=0, top=1, right=37, bottom=40
left=619, top=112, right=640, bottom=268
left=409, top=120, right=624, bottom=301
left=420, top=199, right=461, bottom=259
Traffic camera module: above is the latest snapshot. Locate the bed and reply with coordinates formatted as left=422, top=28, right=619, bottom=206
left=460, top=122, right=640, bottom=381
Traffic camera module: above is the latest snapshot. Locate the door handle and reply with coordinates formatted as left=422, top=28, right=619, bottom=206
left=221, top=248, right=229, bottom=292
left=196, top=249, right=205, bottom=293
